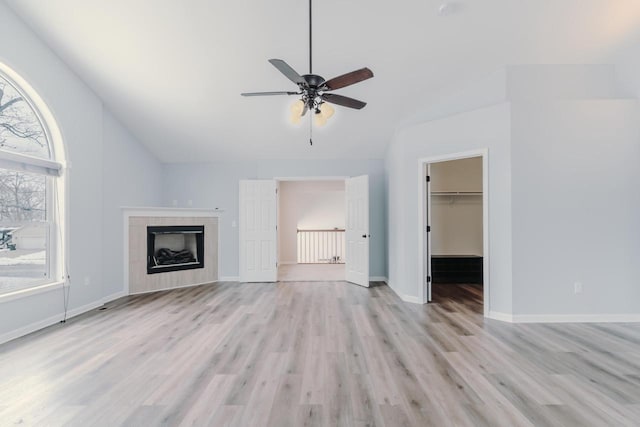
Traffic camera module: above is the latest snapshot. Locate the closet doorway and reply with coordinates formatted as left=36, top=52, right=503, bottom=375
left=419, top=150, right=489, bottom=315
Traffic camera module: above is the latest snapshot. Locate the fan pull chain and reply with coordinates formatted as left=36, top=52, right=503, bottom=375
left=309, top=114, right=313, bottom=146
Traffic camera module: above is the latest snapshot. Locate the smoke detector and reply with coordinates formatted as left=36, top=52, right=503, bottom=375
left=437, top=2, right=456, bottom=16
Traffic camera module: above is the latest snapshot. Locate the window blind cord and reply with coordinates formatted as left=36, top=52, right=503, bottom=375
left=54, top=178, right=70, bottom=323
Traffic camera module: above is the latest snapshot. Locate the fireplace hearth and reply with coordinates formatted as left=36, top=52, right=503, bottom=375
left=147, top=225, right=205, bottom=274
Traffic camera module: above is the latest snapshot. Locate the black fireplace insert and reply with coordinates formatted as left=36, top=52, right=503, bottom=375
left=147, top=225, right=205, bottom=274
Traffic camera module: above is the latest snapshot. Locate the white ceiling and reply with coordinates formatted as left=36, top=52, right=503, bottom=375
left=5, top=0, right=640, bottom=162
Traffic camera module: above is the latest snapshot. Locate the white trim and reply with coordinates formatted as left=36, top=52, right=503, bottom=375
left=0, top=294, right=119, bottom=345
left=128, top=280, right=217, bottom=296
left=274, top=176, right=349, bottom=182
left=0, top=281, right=64, bottom=303
left=0, top=150, right=63, bottom=176
left=122, top=207, right=224, bottom=217
left=102, top=291, right=126, bottom=303
left=487, top=311, right=514, bottom=323
left=370, top=276, right=387, bottom=282
left=0, top=313, right=63, bottom=345
left=65, top=299, right=105, bottom=318
left=487, top=312, right=640, bottom=323
left=417, top=149, right=490, bottom=317
left=512, top=314, right=640, bottom=324
left=386, top=281, right=423, bottom=304
left=220, top=276, right=240, bottom=282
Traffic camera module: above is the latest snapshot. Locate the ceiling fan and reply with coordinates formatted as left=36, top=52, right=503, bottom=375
left=241, top=0, right=373, bottom=143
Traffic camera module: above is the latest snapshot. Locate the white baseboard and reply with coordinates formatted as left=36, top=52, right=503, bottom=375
left=487, top=311, right=640, bottom=324
left=65, top=299, right=106, bottom=319
left=103, top=291, right=126, bottom=304
left=0, top=312, right=64, bottom=346
left=487, top=311, right=514, bottom=323
left=386, top=281, right=425, bottom=305
left=0, top=294, right=116, bottom=346
left=370, top=276, right=388, bottom=283
left=219, top=276, right=240, bottom=282
left=512, top=313, right=640, bottom=323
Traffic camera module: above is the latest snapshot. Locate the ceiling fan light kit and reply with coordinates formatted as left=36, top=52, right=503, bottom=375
left=241, top=0, right=373, bottom=142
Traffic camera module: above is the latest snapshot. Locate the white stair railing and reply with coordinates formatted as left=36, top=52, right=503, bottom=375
left=297, top=229, right=345, bottom=264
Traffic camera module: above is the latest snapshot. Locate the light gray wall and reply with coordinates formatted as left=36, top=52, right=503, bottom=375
left=102, top=110, right=163, bottom=296
left=389, top=64, right=640, bottom=318
left=511, top=99, right=640, bottom=316
left=388, top=103, right=512, bottom=310
left=0, top=3, right=162, bottom=342
left=160, top=159, right=387, bottom=278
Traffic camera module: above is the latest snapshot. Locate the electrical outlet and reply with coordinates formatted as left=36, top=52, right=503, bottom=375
left=84, top=276, right=91, bottom=286
left=171, top=199, right=178, bottom=207
left=232, top=220, right=237, bottom=228
left=187, top=199, right=193, bottom=207
left=574, top=281, right=583, bottom=294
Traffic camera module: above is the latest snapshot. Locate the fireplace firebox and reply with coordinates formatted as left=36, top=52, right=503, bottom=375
left=147, top=225, right=205, bottom=274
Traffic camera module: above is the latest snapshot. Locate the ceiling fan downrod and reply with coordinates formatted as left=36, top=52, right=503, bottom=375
left=309, top=0, right=313, bottom=74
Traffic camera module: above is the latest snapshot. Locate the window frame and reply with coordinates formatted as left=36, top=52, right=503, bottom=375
left=0, top=67, right=64, bottom=298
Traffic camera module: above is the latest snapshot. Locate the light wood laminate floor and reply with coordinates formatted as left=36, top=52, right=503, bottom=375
left=1, top=281, right=639, bottom=426
left=278, top=263, right=345, bottom=282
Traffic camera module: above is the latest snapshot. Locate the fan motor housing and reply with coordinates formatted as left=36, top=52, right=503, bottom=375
left=302, top=74, right=326, bottom=89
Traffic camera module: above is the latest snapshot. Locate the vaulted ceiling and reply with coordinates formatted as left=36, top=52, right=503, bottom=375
left=5, top=0, right=640, bottom=162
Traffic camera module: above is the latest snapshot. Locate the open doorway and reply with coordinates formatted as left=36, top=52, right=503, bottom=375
left=419, top=150, right=489, bottom=315
left=239, top=176, right=369, bottom=286
left=277, top=179, right=346, bottom=281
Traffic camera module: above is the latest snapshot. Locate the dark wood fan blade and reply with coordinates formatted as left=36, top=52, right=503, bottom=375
left=241, top=91, right=298, bottom=96
left=323, top=68, right=373, bottom=91
left=268, top=59, right=306, bottom=85
left=322, top=93, right=367, bottom=109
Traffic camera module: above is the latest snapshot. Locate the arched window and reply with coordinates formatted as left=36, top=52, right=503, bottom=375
left=0, top=66, right=64, bottom=296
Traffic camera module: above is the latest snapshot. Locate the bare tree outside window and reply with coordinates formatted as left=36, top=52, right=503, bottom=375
left=0, top=76, right=50, bottom=293
left=0, top=80, right=49, bottom=159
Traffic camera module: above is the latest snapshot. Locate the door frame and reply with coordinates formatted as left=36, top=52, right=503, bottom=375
left=417, top=149, right=490, bottom=316
left=273, top=176, right=350, bottom=280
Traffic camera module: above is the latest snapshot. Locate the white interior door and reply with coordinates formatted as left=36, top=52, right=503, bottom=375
left=345, top=175, right=369, bottom=287
left=425, top=165, right=433, bottom=302
left=239, top=180, right=277, bottom=282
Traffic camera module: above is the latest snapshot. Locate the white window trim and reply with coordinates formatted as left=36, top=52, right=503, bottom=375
left=0, top=149, right=62, bottom=176
left=0, top=281, right=64, bottom=304
left=0, top=66, right=66, bottom=298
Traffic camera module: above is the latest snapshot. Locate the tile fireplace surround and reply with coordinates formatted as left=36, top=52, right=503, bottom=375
left=123, top=208, right=220, bottom=294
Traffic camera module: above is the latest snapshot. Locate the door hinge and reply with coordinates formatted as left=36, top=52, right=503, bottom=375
left=427, top=276, right=431, bottom=283
left=426, top=175, right=431, bottom=182
left=426, top=225, right=431, bottom=232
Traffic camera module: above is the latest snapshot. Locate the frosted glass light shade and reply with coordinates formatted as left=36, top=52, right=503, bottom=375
left=314, top=112, right=327, bottom=127
left=320, top=103, right=335, bottom=119
left=290, top=112, right=302, bottom=124
left=290, top=99, right=305, bottom=115
left=290, top=99, right=305, bottom=124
